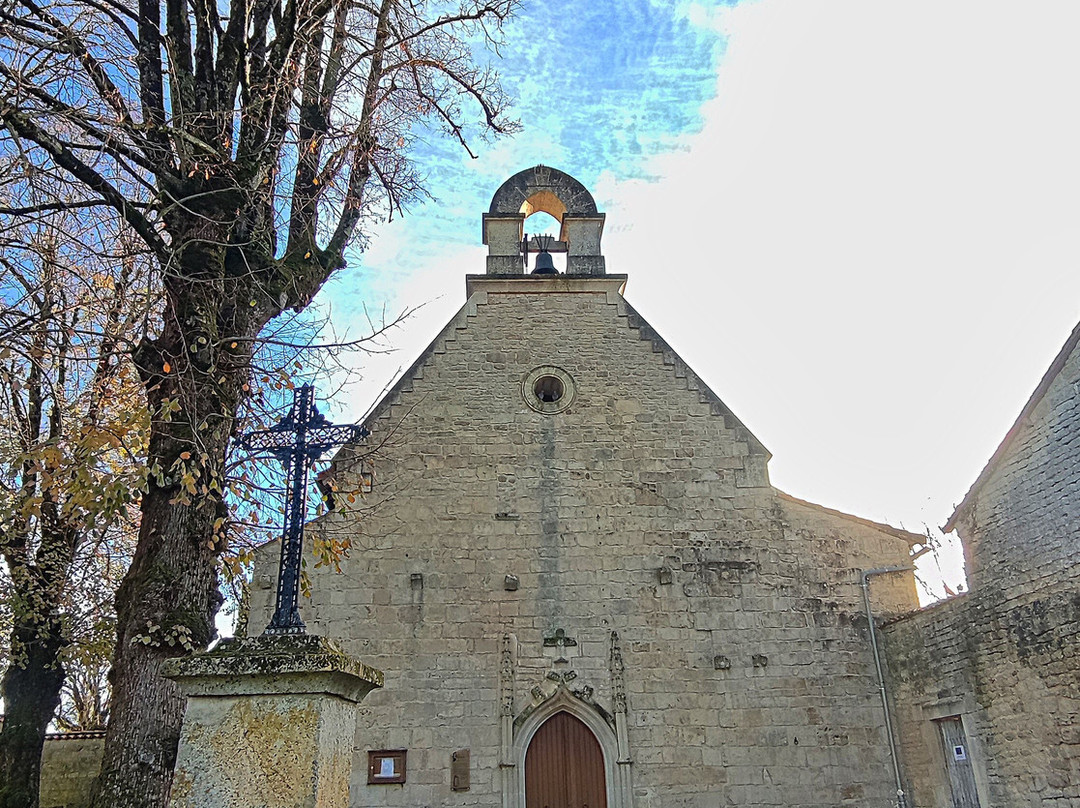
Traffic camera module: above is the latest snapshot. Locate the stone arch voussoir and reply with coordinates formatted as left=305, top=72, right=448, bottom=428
left=488, top=165, right=599, bottom=218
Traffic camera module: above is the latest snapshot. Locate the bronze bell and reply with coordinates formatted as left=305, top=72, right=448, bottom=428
left=531, top=250, right=557, bottom=275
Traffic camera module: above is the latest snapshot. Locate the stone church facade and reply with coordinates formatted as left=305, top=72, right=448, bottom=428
left=248, top=167, right=924, bottom=808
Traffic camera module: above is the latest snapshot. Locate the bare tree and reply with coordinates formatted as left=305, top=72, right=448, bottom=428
left=0, top=217, right=150, bottom=808
left=0, top=0, right=518, bottom=803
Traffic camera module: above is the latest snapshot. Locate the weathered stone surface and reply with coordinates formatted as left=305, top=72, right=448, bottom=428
left=164, top=634, right=383, bottom=699
left=164, top=635, right=382, bottom=808
left=39, top=734, right=104, bottom=808
left=488, top=166, right=598, bottom=216
left=250, top=273, right=921, bottom=808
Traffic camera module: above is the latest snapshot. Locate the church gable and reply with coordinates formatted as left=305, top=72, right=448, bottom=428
left=349, top=273, right=769, bottom=485
left=336, top=273, right=770, bottom=550
left=943, top=318, right=1080, bottom=587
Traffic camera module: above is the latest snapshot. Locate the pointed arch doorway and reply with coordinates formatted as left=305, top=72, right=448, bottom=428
left=525, top=712, right=608, bottom=808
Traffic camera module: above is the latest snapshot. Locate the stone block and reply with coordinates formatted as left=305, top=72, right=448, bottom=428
left=164, top=635, right=382, bottom=808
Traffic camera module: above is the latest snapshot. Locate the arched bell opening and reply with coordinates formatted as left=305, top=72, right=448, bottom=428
left=520, top=190, right=568, bottom=224
left=521, top=210, right=566, bottom=274
left=483, top=166, right=606, bottom=276
left=523, top=210, right=562, bottom=237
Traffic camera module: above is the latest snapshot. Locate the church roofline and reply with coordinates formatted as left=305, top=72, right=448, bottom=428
left=943, top=316, right=1080, bottom=533
left=776, top=489, right=927, bottom=546
left=345, top=274, right=771, bottom=461
left=354, top=297, right=479, bottom=435
left=618, top=296, right=770, bottom=460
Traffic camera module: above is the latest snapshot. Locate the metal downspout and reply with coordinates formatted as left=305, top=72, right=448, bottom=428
left=862, top=566, right=912, bottom=808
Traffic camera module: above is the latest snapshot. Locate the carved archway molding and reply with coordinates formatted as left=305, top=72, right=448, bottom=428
left=501, top=687, right=633, bottom=808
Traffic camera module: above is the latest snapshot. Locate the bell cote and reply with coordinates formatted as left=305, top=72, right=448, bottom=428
left=482, top=165, right=606, bottom=276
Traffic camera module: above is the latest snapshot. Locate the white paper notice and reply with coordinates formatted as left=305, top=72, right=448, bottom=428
left=378, top=757, right=396, bottom=778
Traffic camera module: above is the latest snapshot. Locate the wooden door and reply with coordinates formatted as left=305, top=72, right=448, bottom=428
left=525, top=712, right=608, bottom=808
left=936, top=716, right=981, bottom=808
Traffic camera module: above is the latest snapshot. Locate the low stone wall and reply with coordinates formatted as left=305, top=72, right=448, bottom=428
left=40, top=732, right=104, bottom=808
left=883, top=585, right=1080, bottom=808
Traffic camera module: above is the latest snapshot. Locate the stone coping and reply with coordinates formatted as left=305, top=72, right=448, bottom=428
left=465, top=274, right=627, bottom=298
left=44, top=730, right=107, bottom=740
left=163, top=634, right=383, bottom=702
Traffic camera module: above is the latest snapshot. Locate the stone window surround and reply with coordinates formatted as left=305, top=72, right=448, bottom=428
left=522, top=365, right=576, bottom=414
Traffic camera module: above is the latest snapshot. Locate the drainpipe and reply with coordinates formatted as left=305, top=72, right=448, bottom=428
left=861, top=566, right=912, bottom=808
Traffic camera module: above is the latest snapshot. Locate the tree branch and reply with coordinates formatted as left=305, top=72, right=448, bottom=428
left=18, top=0, right=139, bottom=129
left=0, top=62, right=160, bottom=175
left=135, top=0, right=174, bottom=170
left=0, top=108, right=167, bottom=257
left=0, top=199, right=120, bottom=216
left=326, top=0, right=394, bottom=261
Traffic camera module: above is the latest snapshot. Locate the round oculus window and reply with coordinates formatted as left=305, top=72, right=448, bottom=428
left=522, top=366, right=575, bottom=413
left=534, top=375, right=564, bottom=403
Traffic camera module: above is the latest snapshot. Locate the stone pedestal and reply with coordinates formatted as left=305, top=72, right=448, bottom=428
left=163, top=634, right=382, bottom=808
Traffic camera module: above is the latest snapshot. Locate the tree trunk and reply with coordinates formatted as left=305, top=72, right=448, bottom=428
left=0, top=617, right=66, bottom=808
left=87, top=487, right=222, bottom=808
left=90, top=239, right=264, bottom=808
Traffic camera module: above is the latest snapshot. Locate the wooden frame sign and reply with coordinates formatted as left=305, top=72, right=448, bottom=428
left=367, top=750, right=407, bottom=784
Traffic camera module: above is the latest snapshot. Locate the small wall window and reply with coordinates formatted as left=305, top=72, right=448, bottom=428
left=534, top=375, right=565, bottom=403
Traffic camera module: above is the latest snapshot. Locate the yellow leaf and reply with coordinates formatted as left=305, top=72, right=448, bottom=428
left=162, top=362, right=171, bottom=373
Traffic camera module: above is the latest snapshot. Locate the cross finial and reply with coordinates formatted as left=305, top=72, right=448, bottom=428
left=240, top=384, right=368, bottom=635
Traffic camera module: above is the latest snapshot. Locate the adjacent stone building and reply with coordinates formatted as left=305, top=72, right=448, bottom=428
left=37, top=731, right=104, bottom=808
left=883, top=320, right=1080, bottom=807
left=249, top=166, right=925, bottom=808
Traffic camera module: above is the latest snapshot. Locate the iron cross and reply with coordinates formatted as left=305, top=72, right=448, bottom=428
left=240, top=384, right=368, bottom=635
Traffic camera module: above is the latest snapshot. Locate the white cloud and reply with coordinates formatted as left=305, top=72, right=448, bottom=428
left=595, top=0, right=1080, bottom=595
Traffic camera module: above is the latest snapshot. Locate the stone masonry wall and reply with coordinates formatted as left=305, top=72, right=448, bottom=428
left=883, top=328, right=1080, bottom=808
left=963, top=327, right=1080, bottom=596
left=39, top=734, right=104, bottom=808
left=251, top=281, right=919, bottom=808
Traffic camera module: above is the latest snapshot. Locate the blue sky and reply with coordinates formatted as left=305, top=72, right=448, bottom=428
left=327, top=0, right=726, bottom=302
left=314, top=0, right=1080, bottom=600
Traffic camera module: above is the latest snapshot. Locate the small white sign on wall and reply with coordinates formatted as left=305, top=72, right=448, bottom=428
left=953, top=745, right=967, bottom=761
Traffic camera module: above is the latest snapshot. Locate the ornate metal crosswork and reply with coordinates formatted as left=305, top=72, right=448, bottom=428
left=240, top=384, right=368, bottom=635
